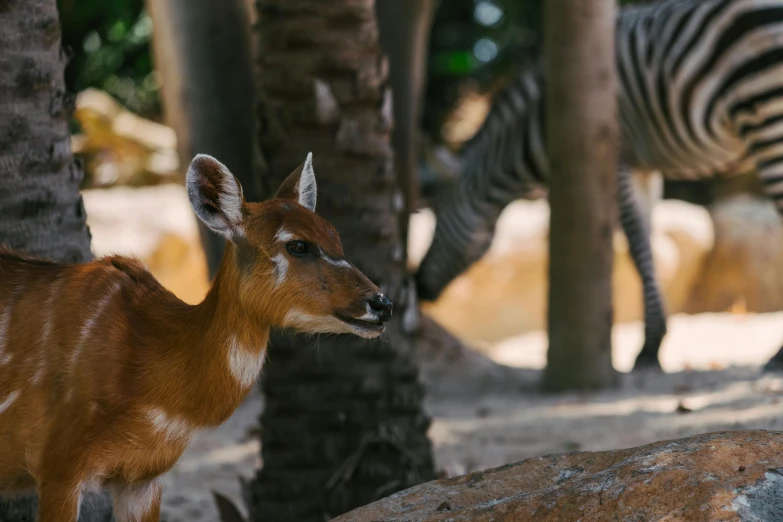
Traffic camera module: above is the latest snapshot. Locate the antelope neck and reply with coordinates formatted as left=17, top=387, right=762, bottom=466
left=186, top=243, right=272, bottom=371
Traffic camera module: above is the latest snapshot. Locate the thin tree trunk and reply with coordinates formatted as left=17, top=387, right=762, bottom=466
left=249, top=1, right=436, bottom=520
left=376, top=0, right=436, bottom=264
left=147, top=0, right=259, bottom=279
left=542, top=0, right=619, bottom=391
left=0, top=0, right=113, bottom=519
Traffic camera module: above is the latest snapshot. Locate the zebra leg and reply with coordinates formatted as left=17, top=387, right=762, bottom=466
left=618, top=166, right=667, bottom=372
left=629, top=168, right=663, bottom=236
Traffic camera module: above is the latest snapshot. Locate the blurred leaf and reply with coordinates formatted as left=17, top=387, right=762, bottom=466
left=58, top=0, right=158, bottom=119
left=434, top=51, right=474, bottom=75
left=107, top=20, right=127, bottom=42
left=423, top=0, right=652, bottom=145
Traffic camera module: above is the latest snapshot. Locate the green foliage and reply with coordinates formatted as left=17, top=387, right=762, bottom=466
left=423, top=0, right=648, bottom=144
left=58, top=0, right=160, bottom=119
left=423, top=0, right=540, bottom=141
left=56, top=0, right=646, bottom=137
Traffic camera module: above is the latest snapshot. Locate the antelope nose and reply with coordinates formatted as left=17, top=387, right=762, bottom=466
left=368, top=293, right=393, bottom=322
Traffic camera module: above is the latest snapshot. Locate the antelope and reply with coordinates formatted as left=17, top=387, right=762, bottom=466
left=0, top=153, right=393, bottom=522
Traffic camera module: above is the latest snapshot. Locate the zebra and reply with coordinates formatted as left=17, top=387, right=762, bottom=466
left=415, top=0, right=783, bottom=373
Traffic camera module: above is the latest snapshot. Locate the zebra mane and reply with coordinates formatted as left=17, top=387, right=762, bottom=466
left=458, top=61, right=544, bottom=178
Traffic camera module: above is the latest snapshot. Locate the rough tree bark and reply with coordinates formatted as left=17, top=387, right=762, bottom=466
left=248, top=1, right=436, bottom=521
left=542, top=0, right=619, bottom=391
left=375, top=0, right=436, bottom=260
left=0, top=0, right=113, bottom=520
left=147, top=0, right=260, bottom=278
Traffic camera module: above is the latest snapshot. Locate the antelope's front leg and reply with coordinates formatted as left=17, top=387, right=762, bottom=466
left=111, top=479, right=162, bottom=522
left=37, top=477, right=83, bottom=522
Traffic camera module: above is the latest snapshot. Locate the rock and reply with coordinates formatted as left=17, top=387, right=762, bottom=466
left=651, top=199, right=715, bottom=315
left=409, top=199, right=714, bottom=345
left=73, top=88, right=180, bottom=188
left=687, top=195, right=783, bottom=314
left=332, top=430, right=783, bottom=522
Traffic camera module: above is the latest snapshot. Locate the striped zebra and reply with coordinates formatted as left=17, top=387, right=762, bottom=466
left=415, top=0, right=783, bottom=372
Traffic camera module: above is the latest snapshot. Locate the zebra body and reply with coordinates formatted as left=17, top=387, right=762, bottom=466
left=416, top=0, right=783, bottom=370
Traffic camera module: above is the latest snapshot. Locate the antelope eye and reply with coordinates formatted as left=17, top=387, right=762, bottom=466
left=286, top=240, right=309, bottom=256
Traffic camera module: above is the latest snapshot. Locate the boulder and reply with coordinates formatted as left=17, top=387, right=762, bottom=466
left=687, top=195, right=783, bottom=314
left=332, top=430, right=783, bottom=522
left=72, top=88, right=180, bottom=188
left=409, top=199, right=714, bottom=345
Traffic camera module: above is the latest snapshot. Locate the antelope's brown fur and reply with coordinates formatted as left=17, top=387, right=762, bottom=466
left=0, top=153, right=388, bottom=521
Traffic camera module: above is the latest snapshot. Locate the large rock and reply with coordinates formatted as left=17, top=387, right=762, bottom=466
left=687, top=195, right=783, bottom=314
left=73, top=88, right=180, bottom=188
left=333, top=430, right=783, bottom=522
left=409, top=199, right=714, bottom=345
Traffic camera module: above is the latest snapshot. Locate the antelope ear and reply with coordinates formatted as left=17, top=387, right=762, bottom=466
left=186, top=154, right=245, bottom=240
left=275, top=152, right=317, bottom=212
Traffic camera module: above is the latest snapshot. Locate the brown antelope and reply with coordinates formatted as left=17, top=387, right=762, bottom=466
left=0, top=153, right=393, bottom=521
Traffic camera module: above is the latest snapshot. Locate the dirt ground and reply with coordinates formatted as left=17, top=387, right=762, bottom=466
left=157, top=313, right=783, bottom=521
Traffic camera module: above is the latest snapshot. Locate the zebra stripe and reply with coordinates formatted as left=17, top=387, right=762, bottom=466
left=416, top=0, right=783, bottom=370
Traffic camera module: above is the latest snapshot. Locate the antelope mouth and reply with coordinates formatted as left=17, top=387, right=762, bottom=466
left=337, top=314, right=385, bottom=338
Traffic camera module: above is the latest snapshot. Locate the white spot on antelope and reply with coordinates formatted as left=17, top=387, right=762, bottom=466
left=0, top=304, right=12, bottom=365
left=270, top=253, right=289, bottom=287
left=75, top=491, right=83, bottom=521
left=30, top=360, right=45, bottom=385
left=284, top=309, right=382, bottom=339
left=227, top=337, right=265, bottom=388
left=40, top=276, right=65, bottom=350
left=283, top=309, right=353, bottom=334
left=0, top=390, right=20, bottom=415
left=322, top=254, right=351, bottom=268
left=70, top=282, right=120, bottom=370
left=275, top=228, right=294, bottom=243
left=111, top=479, right=161, bottom=522
left=146, top=407, right=193, bottom=441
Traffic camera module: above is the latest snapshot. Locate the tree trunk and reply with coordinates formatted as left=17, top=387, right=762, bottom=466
left=376, top=0, right=436, bottom=262
left=0, top=0, right=113, bottom=519
left=147, top=0, right=259, bottom=279
left=542, top=0, right=619, bottom=391
left=249, top=1, right=436, bottom=520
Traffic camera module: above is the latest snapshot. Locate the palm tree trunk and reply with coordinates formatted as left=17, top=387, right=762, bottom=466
left=0, top=0, right=113, bottom=519
left=542, top=0, right=620, bottom=391
left=249, top=1, right=436, bottom=520
left=376, top=0, right=436, bottom=263
left=147, top=0, right=260, bottom=279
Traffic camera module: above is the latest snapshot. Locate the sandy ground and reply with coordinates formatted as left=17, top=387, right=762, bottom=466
left=155, top=314, right=783, bottom=521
